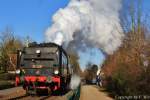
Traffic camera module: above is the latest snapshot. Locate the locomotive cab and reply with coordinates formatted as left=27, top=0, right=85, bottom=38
left=15, top=42, right=71, bottom=95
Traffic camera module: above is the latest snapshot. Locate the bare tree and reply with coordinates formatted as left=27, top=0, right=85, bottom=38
left=0, top=27, right=23, bottom=72
left=100, top=0, right=150, bottom=95
left=68, top=53, right=82, bottom=76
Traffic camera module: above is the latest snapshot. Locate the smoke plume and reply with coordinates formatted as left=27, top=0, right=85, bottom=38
left=45, top=0, right=124, bottom=54
left=70, top=74, right=81, bottom=90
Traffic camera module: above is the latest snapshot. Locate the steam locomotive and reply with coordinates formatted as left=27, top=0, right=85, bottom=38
left=15, top=42, right=72, bottom=95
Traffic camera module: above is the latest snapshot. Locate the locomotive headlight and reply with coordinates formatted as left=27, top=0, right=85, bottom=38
left=36, top=50, right=41, bottom=54
left=16, top=69, right=20, bottom=74
left=54, top=70, right=59, bottom=75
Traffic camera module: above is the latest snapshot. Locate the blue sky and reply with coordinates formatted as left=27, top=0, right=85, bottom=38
left=0, top=0, right=149, bottom=69
left=0, top=0, right=69, bottom=42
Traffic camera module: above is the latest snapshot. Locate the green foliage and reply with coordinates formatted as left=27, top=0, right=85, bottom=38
left=135, top=66, right=150, bottom=95
left=106, top=65, right=150, bottom=96
left=106, top=65, right=133, bottom=96
left=0, top=73, right=15, bottom=90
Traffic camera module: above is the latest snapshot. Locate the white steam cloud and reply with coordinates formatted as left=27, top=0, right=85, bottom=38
left=45, top=0, right=124, bottom=54
left=70, top=74, right=81, bottom=90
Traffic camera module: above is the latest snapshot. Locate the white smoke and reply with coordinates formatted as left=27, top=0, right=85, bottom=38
left=53, top=32, right=64, bottom=45
left=70, top=74, right=81, bottom=90
left=45, top=0, right=124, bottom=54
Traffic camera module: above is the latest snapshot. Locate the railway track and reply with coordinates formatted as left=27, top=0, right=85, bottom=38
left=0, top=87, right=66, bottom=100
left=10, top=95, right=58, bottom=100
left=0, top=84, right=81, bottom=100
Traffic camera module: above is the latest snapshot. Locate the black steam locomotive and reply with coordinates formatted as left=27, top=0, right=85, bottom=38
left=15, top=42, right=72, bottom=95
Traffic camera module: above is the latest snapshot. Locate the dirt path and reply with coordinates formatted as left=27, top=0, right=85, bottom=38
left=80, top=85, right=113, bottom=100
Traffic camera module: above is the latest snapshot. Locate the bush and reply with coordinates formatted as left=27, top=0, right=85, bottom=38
left=0, top=73, right=15, bottom=80
left=0, top=80, right=15, bottom=90
left=105, top=64, right=150, bottom=96
left=135, top=67, right=150, bottom=95
left=105, top=66, right=131, bottom=96
left=103, top=50, right=150, bottom=96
